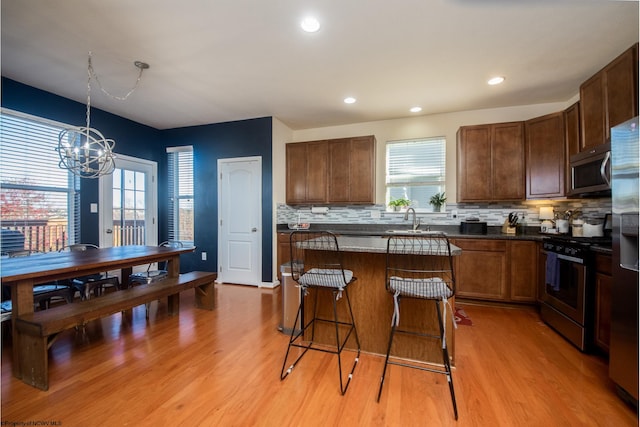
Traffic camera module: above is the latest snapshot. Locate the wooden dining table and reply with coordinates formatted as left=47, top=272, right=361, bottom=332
left=1, top=244, right=194, bottom=382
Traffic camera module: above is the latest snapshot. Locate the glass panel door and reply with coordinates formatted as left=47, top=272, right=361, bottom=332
left=99, top=155, right=157, bottom=248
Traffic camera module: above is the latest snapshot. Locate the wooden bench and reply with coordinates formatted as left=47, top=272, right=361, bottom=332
left=15, top=270, right=217, bottom=390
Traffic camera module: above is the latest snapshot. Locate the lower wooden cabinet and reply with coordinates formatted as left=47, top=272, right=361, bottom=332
left=453, top=238, right=537, bottom=303
left=453, top=239, right=507, bottom=300
left=537, top=243, right=547, bottom=303
left=277, top=233, right=292, bottom=282
left=594, top=252, right=612, bottom=354
left=509, top=240, right=538, bottom=302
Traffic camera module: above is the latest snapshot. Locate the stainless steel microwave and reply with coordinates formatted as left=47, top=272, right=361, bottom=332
left=569, top=143, right=611, bottom=196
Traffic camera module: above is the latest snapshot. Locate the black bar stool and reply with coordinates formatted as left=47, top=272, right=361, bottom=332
left=280, top=231, right=361, bottom=395
left=376, top=233, right=458, bottom=420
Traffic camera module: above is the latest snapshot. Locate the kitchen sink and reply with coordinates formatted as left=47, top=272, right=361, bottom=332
left=385, top=229, right=445, bottom=235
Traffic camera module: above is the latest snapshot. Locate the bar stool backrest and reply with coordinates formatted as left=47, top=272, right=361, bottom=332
left=385, top=234, right=456, bottom=298
left=289, top=231, right=351, bottom=288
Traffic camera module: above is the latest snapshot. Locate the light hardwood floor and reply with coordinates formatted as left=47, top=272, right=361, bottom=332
left=1, top=284, right=637, bottom=426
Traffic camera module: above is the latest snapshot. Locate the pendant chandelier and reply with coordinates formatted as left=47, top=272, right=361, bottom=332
left=57, top=52, right=149, bottom=178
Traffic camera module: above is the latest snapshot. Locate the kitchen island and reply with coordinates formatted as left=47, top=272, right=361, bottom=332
left=299, top=234, right=461, bottom=365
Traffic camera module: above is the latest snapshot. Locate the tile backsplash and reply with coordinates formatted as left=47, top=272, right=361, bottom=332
left=277, top=199, right=612, bottom=227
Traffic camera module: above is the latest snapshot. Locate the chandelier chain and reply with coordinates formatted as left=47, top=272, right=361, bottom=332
left=56, top=51, right=148, bottom=178
left=88, top=51, right=146, bottom=102
left=86, top=54, right=92, bottom=135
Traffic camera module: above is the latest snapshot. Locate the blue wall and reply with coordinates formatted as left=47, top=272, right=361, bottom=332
left=1, top=78, right=274, bottom=282
left=162, top=120, right=273, bottom=278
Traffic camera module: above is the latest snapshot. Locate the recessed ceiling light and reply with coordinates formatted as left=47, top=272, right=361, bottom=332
left=488, top=76, right=505, bottom=85
left=344, top=97, right=356, bottom=104
left=410, top=107, right=422, bottom=113
left=301, top=16, right=320, bottom=33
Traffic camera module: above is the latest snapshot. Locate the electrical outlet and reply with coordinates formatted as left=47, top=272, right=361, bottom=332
left=201, top=252, right=207, bottom=261
left=451, top=210, right=458, bottom=219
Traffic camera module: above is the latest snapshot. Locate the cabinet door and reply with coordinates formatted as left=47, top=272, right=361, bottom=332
left=594, top=253, right=612, bottom=353
left=305, top=141, right=328, bottom=203
left=286, top=143, right=308, bottom=204
left=525, top=112, right=565, bottom=199
left=580, top=44, right=638, bottom=151
left=537, top=243, right=547, bottom=303
left=454, top=239, right=508, bottom=300
left=457, top=126, right=492, bottom=202
left=509, top=241, right=538, bottom=302
left=580, top=72, right=606, bottom=152
left=348, top=136, right=375, bottom=203
left=595, top=272, right=612, bottom=353
left=564, top=102, right=581, bottom=195
left=492, top=122, right=525, bottom=201
left=328, top=139, right=351, bottom=203
left=327, top=136, right=375, bottom=204
left=277, top=233, right=292, bottom=282
left=605, top=45, right=638, bottom=139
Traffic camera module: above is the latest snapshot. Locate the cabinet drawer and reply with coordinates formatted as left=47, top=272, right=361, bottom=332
left=455, top=239, right=506, bottom=252
left=595, top=253, right=612, bottom=275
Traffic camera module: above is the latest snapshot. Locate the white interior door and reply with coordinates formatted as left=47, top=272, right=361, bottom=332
left=218, top=157, right=262, bottom=286
left=99, top=155, right=157, bottom=249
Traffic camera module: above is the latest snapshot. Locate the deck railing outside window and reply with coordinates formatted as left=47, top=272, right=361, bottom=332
left=1, top=222, right=146, bottom=254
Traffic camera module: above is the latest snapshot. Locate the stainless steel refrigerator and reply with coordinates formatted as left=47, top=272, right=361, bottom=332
left=609, top=116, right=639, bottom=405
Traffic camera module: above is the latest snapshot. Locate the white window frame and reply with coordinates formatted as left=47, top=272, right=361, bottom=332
left=385, top=136, right=446, bottom=212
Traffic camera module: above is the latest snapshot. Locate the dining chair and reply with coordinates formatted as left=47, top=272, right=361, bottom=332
left=280, top=231, right=361, bottom=395
left=129, top=241, right=184, bottom=285
left=1, top=250, right=75, bottom=319
left=376, top=233, right=458, bottom=420
left=129, top=241, right=184, bottom=318
left=1, top=300, right=12, bottom=323
left=64, top=244, right=120, bottom=300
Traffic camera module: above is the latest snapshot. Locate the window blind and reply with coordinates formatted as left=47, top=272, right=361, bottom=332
left=386, top=137, right=446, bottom=210
left=167, top=146, right=194, bottom=245
left=0, top=110, right=80, bottom=252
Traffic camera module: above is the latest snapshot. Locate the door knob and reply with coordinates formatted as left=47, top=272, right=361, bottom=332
left=106, top=229, right=113, bottom=234
left=251, top=228, right=257, bottom=232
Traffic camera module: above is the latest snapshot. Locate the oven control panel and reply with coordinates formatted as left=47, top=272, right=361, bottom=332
left=543, top=240, right=590, bottom=259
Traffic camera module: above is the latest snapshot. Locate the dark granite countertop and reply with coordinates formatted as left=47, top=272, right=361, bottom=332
left=277, top=223, right=547, bottom=242
left=277, top=223, right=614, bottom=259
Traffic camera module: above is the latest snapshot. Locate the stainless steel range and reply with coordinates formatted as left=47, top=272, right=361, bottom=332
left=540, top=235, right=611, bottom=351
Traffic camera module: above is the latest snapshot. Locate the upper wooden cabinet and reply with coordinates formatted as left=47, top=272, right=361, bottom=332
left=525, top=112, right=566, bottom=199
left=457, top=121, right=525, bottom=202
left=328, top=136, right=376, bottom=204
left=564, top=102, right=581, bottom=194
left=286, top=140, right=328, bottom=204
left=580, top=44, right=638, bottom=151
left=286, top=135, right=376, bottom=205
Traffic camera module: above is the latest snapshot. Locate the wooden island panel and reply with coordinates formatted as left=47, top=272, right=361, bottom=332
left=303, top=248, right=456, bottom=364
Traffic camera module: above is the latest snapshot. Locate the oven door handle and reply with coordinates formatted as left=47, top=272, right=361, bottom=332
left=556, top=253, right=584, bottom=264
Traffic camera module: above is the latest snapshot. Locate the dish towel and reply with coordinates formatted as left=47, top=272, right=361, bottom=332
left=545, top=252, right=560, bottom=292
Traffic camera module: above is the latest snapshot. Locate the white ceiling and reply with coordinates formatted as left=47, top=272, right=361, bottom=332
left=1, top=0, right=638, bottom=131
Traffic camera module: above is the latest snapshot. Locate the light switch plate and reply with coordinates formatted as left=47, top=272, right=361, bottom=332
left=90, top=203, right=98, bottom=213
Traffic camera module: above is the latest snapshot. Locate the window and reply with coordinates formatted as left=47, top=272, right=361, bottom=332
left=167, top=146, right=194, bottom=246
left=386, top=137, right=446, bottom=211
left=0, top=109, right=80, bottom=253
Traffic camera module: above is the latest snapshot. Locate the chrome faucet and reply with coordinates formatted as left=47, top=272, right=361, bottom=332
left=403, top=207, right=420, bottom=230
